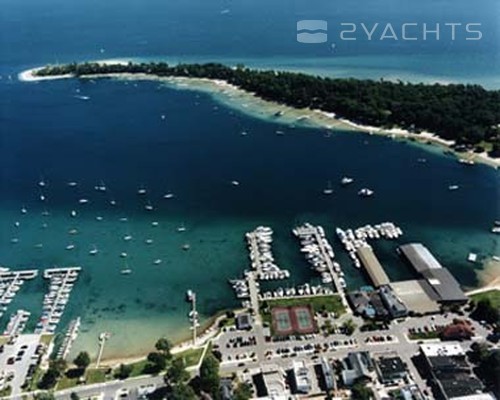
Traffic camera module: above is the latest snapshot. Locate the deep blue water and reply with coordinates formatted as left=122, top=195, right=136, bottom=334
left=0, top=0, right=499, bottom=358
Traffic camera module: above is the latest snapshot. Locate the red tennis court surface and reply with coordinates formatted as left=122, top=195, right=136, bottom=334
left=271, top=305, right=316, bottom=336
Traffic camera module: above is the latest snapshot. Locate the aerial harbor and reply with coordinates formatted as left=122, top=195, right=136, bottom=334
left=1, top=0, right=500, bottom=399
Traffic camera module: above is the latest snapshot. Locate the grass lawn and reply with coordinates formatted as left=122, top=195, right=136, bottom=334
left=57, top=375, right=79, bottom=390
left=128, top=359, right=149, bottom=377
left=40, top=334, right=54, bottom=347
left=85, top=368, right=107, bottom=384
left=470, top=290, right=500, bottom=309
left=24, top=367, right=44, bottom=392
left=175, top=347, right=204, bottom=368
left=261, top=295, right=346, bottom=316
left=408, top=330, right=440, bottom=340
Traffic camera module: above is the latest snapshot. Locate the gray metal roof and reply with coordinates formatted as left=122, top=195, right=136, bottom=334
left=399, top=243, right=443, bottom=273
left=421, top=269, right=467, bottom=303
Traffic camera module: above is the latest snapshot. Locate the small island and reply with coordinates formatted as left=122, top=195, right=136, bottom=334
left=31, top=61, right=500, bottom=159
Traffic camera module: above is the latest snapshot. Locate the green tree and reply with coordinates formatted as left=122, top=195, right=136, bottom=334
left=115, top=364, right=133, bottom=380
left=199, top=354, right=220, bottom=398
left=34, top=393, right=56, bottom=400
left=155, top=338, right=172, bottom=359
left=169, top=383, right=197, bottom=400
left=147, top=352, right=167, bottom=373
left=166, top=358, right=190, bottom=385
left=234, top=382, right=253, bottom=400
left=38, top=359, right=68, bottom=389
left=73, top=351, right=91, bottom=370
left=351, top=379, right=374, bottom=400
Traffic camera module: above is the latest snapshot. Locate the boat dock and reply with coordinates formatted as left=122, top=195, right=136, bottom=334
left=36, top=267, right=81, bottom=334
left=0, top=269, right=38, bottom=318
left=336, top=222, right=403, bottom=268
left=2, top=309, right=31, bottom=337
left=56, top=317, right=81, bottom=360
left=246, top=226, right=290, bottom=280
left=187, top=290, right=200, bottom=345
left=293, top=223, right=349, bottom=309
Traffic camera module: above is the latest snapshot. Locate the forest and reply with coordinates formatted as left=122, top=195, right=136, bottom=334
left=35, top=62, right=500, bottom=157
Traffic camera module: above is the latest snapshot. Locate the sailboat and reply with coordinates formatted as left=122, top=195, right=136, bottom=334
left=89, top=245, right=98, bottom=256
left=177, top=224, right=186, bottom=232
left=323, top=181, right=333, bottom=195
left=95, top=180, right=107, bottom=192
left=144, top=201, right=154, bottom=211
left=153, top=259, right=162, bottom=265
left=163, top=193, right=175, bottom=199
left=120, top=262, right=132, bottom=275
left=137, top=187, right=147, bottom=195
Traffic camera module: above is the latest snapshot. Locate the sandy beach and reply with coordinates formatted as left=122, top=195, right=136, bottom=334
left=18, top=66, right=500, bottom=168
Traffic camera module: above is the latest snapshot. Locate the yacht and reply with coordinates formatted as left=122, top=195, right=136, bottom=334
left=163, top=193, right=175, bottom=199
left=21, top=207, right=27, bottom=214
left=358, top=188, right=374, bottom=197
left=120, top=252, right=128, bottom=258
left=145, top=239, right=154, bottom=245
left=110, top=200, right=117, bottom=206
left=123, top=235, right=133, bottom=241
left=95, top=181, right=107, bottom=192
left=145, top=202, right=154, bottom=211
left=67, top=181, right=78, bottom=187
left=151, top=221, right=159, bottom=227
left=38, top=178, right=46, bottom=188
left=323, top=181, right=333, bottom=195
left=177, top=224, right=186, bottom=232
left=137, top=188, right=147, bottom=195
left=78, top=198, right=89, bottom=204
left=120, top=269, right=132, bottom=275
left=66, top=244, right=75, bottom=251
left=341, top=176, right=354, bottom=185
left=231, top=180, right=240, bottom=186
left=448, top=185, right=459, bottom=191
left=70, top=210, right=77, bottom=217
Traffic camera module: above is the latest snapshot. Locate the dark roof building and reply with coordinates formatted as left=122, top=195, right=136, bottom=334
left=398, top=243, right=467, bottom=304
left=379, top=285, right=408, bottom=318
left=236, top=313, right=252, bottom=330
left=347, top=290, right=388, bottom=320
left=375, top=355, right=408, bottom=384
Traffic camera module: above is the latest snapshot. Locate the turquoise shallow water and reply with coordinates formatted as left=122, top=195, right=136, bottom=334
left=0, top=77, right=499, bottom=359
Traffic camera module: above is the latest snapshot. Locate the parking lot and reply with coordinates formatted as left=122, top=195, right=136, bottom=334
left=0, top=334, right=42, bottom=395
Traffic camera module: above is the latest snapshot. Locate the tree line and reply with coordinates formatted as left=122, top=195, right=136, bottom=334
left=35, top=62, right=500, bottom=156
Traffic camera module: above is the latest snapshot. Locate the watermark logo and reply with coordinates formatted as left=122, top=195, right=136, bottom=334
left=297, top=20, right=328, bottom=43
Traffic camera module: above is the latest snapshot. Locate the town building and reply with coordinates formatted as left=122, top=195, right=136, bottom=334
left=375, top=354, right=408, bottom=384
left=341, top=351, right=376, bottom=386
left=379, top=285, right=408, bottom=318
left=292, top=360, right=312, bottom=394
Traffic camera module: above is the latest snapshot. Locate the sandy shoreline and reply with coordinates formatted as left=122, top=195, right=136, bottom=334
left=18, top=66, right=500, bottom=168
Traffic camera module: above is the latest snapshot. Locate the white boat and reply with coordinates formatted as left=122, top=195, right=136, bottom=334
left=120, top=252, right=128, bottom=258
left=448, top=185, right=459, bottom=191
left=467, top=253, right=477, bottom=262
left=95, top=181, right=107, bottom=192
left=123, top=235, right=133, bottom=241
left=240, top=131, right=248, bottom=136
left=89, top=246, right=98, bottom=256
left=163, top=193, right=174, bottom=199
left=119, top=217, right=128, bottom=222
left=40, top=193, right=46, bottom=201
left=110, top=200, right=117, bottom=206
left=458, top=159, right=475, bottom=166
left=231, top=180, right=240, bottom=186
left=66, top=244, right=75, bottom=251
left=153, top=259, right=162, bottom=265
left=70, top=210, right=77, bottom=217
left=145, top=202, right=154, bottom=211
left=21, top=207, right=27, bottom=214
left=96, top=216, right=103, bottom=221
left=151, top=221, right=159, bottom=227
left=145, top=239, right=154, bottom=245
left=186, top=289, right=194, bottom=302
left=358, top=188, right=374, bottom=197
left=67, top=181, right=78, bottom=187
left=323, top=181, right=333, bottom=195
left=38, top=179, right=46, bottom=187
left=14, top=221, right=20, bottom=227
left=341, top=176, right=354, bottom=185
left=177, top=224, right=186, bottom=232
left=79, top=198, right=89, bottom=204
left=120, top=269, right=132, bottom=275
left=137, top=188, right=147, bottom=195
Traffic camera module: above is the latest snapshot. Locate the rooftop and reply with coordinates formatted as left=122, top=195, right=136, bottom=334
left=420, top=342, right=465, bottom=358
left=376, top=356, right=407, bottom=381
left=399, top=243, right=443, bottom=273
left=421, top=269, right=467, bottom=303
left=357, top=246, right=390, bottom=287
left=390, top=280, right=440, bottom=314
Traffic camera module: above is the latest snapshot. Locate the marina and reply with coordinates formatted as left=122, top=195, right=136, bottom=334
left=336, top=222, right=403, bottom=268
left=0, top=269, right=38, bottom=318
left=2, top=309, right=31, bottom=337
left=245, top=226, right=290, bottom=280
left=56, top=317, right=81, bottom=360
left=36, top=267, right=81, bottom=334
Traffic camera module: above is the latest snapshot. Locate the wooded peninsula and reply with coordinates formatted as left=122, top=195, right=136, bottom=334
left=34, top=62, right=500, bottom=157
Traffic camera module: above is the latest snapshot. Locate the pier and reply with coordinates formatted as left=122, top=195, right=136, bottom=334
left=293, top=224, right=349, bottom=309
left=96, top=332, right=111, bottom=368
left=2, top=309, right=30, bottom=337
left=37, top=267, right=81, bottom=334
left=0, top=269, right=38, bottom=318
left=57, top=317, right=81, bottom=360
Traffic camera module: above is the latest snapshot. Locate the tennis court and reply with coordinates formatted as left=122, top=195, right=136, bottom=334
left=271, top=305, right=316, bottom=336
